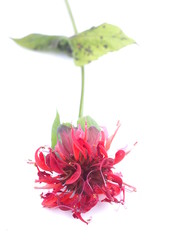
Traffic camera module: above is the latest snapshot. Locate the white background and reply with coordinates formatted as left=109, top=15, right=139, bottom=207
left=0, top=0, right=180, bottom=239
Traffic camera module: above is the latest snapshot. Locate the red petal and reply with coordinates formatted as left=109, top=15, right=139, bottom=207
left=71, top=128, right=85, bottom=160
left=41, top=193, right=58, bottom=208
left=65, top=163, right=81, bottom=185
left=35, top=147, right=51, bottom=171
left=58, top=192, right=73, bottom=203
left=114, top=150, right=126, bottom=165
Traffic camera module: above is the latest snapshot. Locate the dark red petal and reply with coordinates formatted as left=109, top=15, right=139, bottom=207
left=65, top=163, right=81, bottom=185
left=114, top=149, right=126, bottom=165
left=80, top=194, right=99, bottom=213
left=97, top=142, right=108, bottom=158
left=35, top=148, right=51, bottom=171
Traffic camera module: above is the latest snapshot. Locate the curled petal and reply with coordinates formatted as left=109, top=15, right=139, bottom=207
left=66, top=163, right=81, bottom=185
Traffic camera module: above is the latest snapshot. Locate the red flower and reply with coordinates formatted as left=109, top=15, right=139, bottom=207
left=34, top=122, right=136, bottom=224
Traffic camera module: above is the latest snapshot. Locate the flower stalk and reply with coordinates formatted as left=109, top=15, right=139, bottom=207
left=65, top=0, right=85, bottom=119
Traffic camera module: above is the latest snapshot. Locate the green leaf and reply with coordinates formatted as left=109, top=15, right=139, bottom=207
left=12, top=23, right=135, bottom=66
left=51, top=111, right=60, bottom=149
left=12, top=34, right=72, bottom=56
left=69, top=23, right=135, bottom=66
left=77, top=115, right=101, bottom=131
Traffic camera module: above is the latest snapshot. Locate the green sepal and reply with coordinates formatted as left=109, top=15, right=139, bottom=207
left=62, top=122, right=72, bottom=128
left=77, top=115, right=101, bottom=131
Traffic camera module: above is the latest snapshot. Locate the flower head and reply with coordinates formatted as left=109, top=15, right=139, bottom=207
left=34, top=122, right=135, bottom=224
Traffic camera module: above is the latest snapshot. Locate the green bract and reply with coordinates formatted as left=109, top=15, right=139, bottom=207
left=13, top=23, right=135, bottom=66
left=51, top=111, right=60, bottom=149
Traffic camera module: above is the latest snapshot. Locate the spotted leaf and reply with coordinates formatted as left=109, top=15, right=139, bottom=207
left=69, top=23, right=135, bottom=66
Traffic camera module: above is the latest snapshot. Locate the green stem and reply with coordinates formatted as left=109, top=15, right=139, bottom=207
left=79, top=67, right=85, bottom=118
left=64, top=0, right=85, bottom=119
